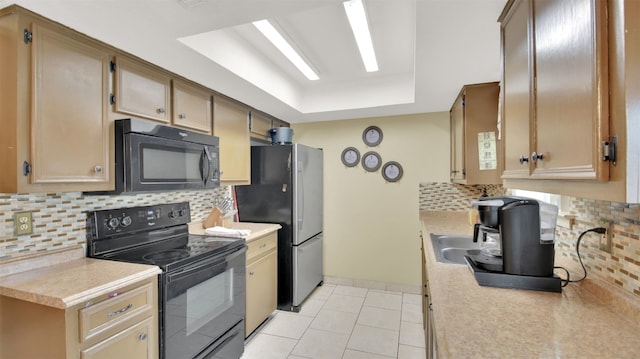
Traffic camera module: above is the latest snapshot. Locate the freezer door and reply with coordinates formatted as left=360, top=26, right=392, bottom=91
left=293, top=144, right=323, bottom=245
left=292, top=234, right=323, bottom=308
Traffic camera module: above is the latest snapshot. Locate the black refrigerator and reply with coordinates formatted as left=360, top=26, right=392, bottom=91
left=235, top=144, right=323, bottom=312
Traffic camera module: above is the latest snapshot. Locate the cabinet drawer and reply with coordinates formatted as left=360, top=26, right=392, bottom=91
left=79, top=282, right=154, bottom=342
left=246, top=232, right=277, bottom=263
left=81, top=316, right=155, bottom=359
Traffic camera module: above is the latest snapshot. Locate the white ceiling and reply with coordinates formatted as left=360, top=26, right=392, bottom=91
left=2, top=0, right=506, bottom=123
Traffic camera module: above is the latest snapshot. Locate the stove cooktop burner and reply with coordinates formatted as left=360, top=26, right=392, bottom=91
left=142, top=249, right=190, bottom=264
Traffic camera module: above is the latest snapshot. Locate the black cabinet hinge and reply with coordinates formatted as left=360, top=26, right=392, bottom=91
left=23, top=161, right=32, bottom=176
left=602, top=135, right=617, bottom=165
left=109, top=60, right=116, bottom=73
left=110, top=94, right=116, bottom=105
left=23, top=28, right=32, bottom=44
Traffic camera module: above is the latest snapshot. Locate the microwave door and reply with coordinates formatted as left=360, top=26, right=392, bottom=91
left=127, top=133, right=209, bottom=192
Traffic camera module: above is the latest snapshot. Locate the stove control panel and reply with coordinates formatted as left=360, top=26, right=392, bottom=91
left=87, top=202, right=191, bottom=238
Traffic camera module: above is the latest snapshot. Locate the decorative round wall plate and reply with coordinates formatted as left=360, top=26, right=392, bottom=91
left=341, top=147, right=360, bottom=167
left=382, top=161, right=403, bottom=182
left=361, top=151, right=382, bottom=172
left=362, top=126, right=383, bottom=146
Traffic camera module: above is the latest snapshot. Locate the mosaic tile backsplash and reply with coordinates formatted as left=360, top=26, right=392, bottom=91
left=556, top=198, right=640, bottom=297
left=419, top=182, right=640, bottom=298
left=419, top=182, right=505, bottom=211
left=0, top=187, right=229, bottom=260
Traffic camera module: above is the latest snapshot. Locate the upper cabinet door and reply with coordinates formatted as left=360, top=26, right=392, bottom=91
left=213, top=96, right=251, bottom=185
left=113, top=56, right=171, bottom=123
left=501, top=0, right=533, bottom=179
left=450, top=93, right=465, bottom=182
left=464, top=83, right=502, bottom=184
left=450, top=82, right=502, bottom=185
left=249, top=111, right=272, bottom=141
left=531, top=0, right=609, bottom=180
left=172, top=79, right=212, bottom=134
left=30, top=23, right=110, bottom=186
left=272, top=119, right=290, bottom=129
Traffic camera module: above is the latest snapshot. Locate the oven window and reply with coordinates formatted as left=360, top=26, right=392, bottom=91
left=141, top=145, right=202, bottom=182
left=186, top=268, right=234, bottom=335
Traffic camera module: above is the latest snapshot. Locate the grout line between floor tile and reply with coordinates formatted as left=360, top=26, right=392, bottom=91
left=247, top=284, right=427, bottom=359
left=341, top=291, right=364, bottom=359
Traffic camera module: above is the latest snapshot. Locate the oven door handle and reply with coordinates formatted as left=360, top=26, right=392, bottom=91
left=167, top=246, right=245, bottom=282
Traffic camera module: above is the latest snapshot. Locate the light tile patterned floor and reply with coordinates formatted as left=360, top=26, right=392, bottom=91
left=241, top=284, right=425, bottom=359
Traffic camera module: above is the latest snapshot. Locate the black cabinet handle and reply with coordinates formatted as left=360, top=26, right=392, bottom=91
left=531, top=151, right=544, bottom=163
left=519, top=155, right=529, bottom=164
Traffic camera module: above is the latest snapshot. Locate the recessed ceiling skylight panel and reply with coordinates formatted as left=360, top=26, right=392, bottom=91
left=252, top=19, right=320, bottom=81
left=343, top=0, right=379, bottom=72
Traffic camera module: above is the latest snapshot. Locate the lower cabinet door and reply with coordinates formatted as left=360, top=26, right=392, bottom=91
left=81, top=317, right=155, bottom=359
left=245, top=251, right=277, bottom=337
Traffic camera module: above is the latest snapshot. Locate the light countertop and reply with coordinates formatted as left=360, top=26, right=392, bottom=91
left=188, top=221, right=281, bottom=242
left=421, top=211, right=640, bottom=359
left=0, top=221, right=279, bottom=310
left=0, top=248, right=160, bottom=309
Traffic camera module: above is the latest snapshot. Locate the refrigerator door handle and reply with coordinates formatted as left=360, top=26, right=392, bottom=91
left=297, top=160, right=304, bottom=227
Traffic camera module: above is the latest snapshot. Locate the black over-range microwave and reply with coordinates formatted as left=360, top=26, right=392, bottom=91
left=97, top=118, right=220, bottom=194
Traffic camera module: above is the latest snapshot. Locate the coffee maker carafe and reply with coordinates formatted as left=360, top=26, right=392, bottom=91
left=467, top=196, right=561, bottom=292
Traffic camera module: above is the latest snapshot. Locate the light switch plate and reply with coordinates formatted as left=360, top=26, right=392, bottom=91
left=14, top=211, right=33, bottom=236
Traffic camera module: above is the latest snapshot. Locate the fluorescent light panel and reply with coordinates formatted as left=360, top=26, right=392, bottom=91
left=253, top=19, right=319, bottom=81
left=344, top=0, right=378, bottom=72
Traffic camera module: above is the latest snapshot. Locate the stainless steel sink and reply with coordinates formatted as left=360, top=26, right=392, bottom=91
left=430, top=234, right=481, bottom=265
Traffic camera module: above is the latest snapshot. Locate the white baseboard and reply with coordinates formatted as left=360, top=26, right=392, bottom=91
left=323, top=276, right=421, bottom=295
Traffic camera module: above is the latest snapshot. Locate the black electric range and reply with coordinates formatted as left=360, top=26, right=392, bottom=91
left=86, top=202, right=246, bottom=359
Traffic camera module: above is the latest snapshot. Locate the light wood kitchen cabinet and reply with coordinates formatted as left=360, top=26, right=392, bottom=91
left=450, top=94, right=464, bottom=182
left=425, top=282, right=437, bottom=359
left=245, top=232, right=278, bottom=337
left=272, top=118, right=290, bottom=129
left=500, top=0, right=532, bottom=180
left=450, top=82, right=502, bottom=185
left=531, top=0, right=609, bottom=181
left=249, top=111, right=273, bottom=141
left=0, top=7, right=112, bottom=193
left=500, top=0, right=610, bottom=178
left=80, top=317, right=156, bottom=359
left=421, top=242, right=428, bottom=336
left=213, top=96, right=251, bottom=185
left=421, top=244, right=437, bottom=359
left=113, top=55, right=171, bottom=123
left=499, top=0, right=640, bottom=203
left=172, top=79, right=212, bottom=134
left=0, top=276, right=158, bottom=359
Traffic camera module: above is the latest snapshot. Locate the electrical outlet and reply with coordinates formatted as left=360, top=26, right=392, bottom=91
left=599, top=221, right=613, bottom=253
left=14, top=211, right=33, bottom=236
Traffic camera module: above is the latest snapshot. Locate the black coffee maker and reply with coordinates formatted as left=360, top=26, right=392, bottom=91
left=466, top=196, right=561, bottom=292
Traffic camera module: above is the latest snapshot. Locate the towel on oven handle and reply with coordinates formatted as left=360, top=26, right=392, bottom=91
left=204, top=226, right=251, bottom=238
